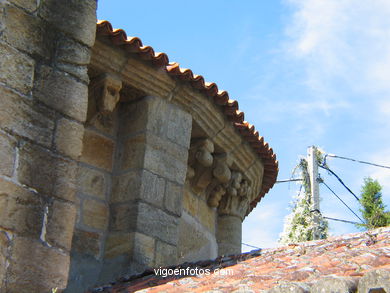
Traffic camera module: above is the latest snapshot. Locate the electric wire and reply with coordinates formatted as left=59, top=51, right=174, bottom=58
left=241, top=242, right=261, bottom=250
left=323, top=216, right=360, bottom=225
left=276, top=178, right=303, bottom=183
left=325, top=154, right=390, bottom=170
left=321, top=181, right=365, bottom=224
left=319, top=165, right=360, bottom=201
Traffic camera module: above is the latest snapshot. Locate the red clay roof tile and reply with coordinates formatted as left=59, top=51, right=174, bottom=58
left=90, top=227, right=390, bottom=293
left=96, top=20, right=278, bottom=212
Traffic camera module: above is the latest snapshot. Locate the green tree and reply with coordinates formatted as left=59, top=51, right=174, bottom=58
left=357, top=177, right=390, bottom=230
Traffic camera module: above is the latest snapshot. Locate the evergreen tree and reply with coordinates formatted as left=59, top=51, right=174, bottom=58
left=357, top=177, right=390, bottom=230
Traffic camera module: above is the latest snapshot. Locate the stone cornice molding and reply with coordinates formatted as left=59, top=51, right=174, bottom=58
left=91, top=22, right=278, bottom=216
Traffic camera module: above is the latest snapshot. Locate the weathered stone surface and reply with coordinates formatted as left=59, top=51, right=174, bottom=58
left=155, top=240, right=177, bottom=267
left=118, top=134, right=146, bottom=171
left=0, top=42, right=34, bottom=94
left=164, top=181, right=183, bottom=216
left=110, top=200, right=179, bottom=245
left=56, top=35, right=92, bottom=65
left=2, top=5, right=53, bottom=57
left=198, top=198, right=216, bottom=233
left=39, top=0, right=97, bottom=47
left=311, top=276, right=358, bottom=293
left=217, top=215, right=242, bottom=256
left=55, top=118, right=84, bottom=159
left=104, top=232, right=133, bottom=259
left=136, top=202, right=179, bottom=246
left=120, top=96, right=169, bottom=138
left=11, top=0, right=38, bottom=12
left=166, top=104, right=192, bottom=148
left=120, top=96, right=192, bottom=148
left=109, top=202, right=137, bottom=232
left=0, top=86, right=55, bottom=147
left=34, top=65, right=88, bottom=122
left=112, top=170, right=166, bottom=206
left=66, top=252, right=102, bottom=293
left=72, top=228, right=101, bottom=259
left=0, top=132, right=16, bottom=177
left=80, top=129, right=114, bottom=171
left=183, top=187, right=198, bottom=217
left=0, top=178, right=44, bottom=238
left=177, top=215, right=215, bottom=263
left=140, top=171, right=165, bottom=207
left=46, top=200, right=77, bottom=251
left=18, top=143, right=77, bottom=201
left=358, top=269, right=390, bottom=293
left=111, top=170, right=142, bottom=203
left=56, top=62, right=89, bottom=83
left=119, top=124, right=188, bottom=185
left=77, top=165, right=106, bottom=199
left=143, top=134, right=188, bottom=184
left=120, top=97, right=191, bottom=180
left=0, top=231, right=10, bottom=288
left=267, top=282, right=310, bottom=293
left=118, top=101, right=148, bottom=137
left=7, top=237, right=70, bottom=292
left=82, top=198, right=109, bottom=231
left=133, top=232, right=155, bottom=267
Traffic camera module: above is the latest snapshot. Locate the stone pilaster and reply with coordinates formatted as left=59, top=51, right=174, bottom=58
left=0, top=0, right=97, bottom=292
left=99, top=95, right=192, bottom=282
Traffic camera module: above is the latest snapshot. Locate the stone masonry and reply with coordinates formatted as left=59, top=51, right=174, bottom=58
left=0, top=3, right=278, bottom=293
left=0, top=0, right=97, bottom=292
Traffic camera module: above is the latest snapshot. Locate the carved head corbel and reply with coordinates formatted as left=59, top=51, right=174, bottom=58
left=95, top=73, right=122, bottom=114
left=88, top=73, right=122, bottom=127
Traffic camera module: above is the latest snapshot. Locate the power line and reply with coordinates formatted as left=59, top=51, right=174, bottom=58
left=323, top=216, right=360, bottom=225
left=276, top=178, right=303, bottom=183
left=321, top=180, right=364, bottom=224
left=325, top=154, right=390, bottom=170
left=319, top=165, right=360, bottom=201
left=241, top=242, right=261, bottom=250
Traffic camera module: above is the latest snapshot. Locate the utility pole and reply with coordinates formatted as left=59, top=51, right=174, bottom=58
left=307, top=146, right=321, bottom=240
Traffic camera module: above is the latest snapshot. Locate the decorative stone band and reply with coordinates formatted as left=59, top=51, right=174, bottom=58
left=187, top=139, right=254, bottom=220
left=95, top=20, right=279, bottom=212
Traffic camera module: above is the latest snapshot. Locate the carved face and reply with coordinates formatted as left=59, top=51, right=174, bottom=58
left=100, top=83, right=121, bottom=113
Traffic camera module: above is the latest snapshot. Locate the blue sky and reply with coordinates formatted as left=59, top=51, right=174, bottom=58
left=97, top=0, right=390, bottom=250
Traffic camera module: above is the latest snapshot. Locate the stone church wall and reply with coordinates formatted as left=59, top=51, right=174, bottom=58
left=0, top=2, right=275, bottom=292
left=0, top=0, right=97, bottom=292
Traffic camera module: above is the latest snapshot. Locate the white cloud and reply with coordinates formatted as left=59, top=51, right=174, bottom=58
left=242, top=202, right=283, bottom=249
left=286, top=0, right=390, bottom=98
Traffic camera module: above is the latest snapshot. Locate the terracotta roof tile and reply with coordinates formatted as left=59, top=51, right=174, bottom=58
left=89, top=227, right=390, bottom=293
left=96, top=20, right=278, bottom=211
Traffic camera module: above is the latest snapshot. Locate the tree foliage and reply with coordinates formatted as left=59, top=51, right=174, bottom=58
left=357, top=177, right=390, bottom=230
left=279, top=149, right=328, bottom=244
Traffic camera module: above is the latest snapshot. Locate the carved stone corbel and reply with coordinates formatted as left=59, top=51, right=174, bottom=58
left=206, top=154, right=232, bottom=207
left=218, top=171, right=252, bottom=220
left=187, top=139, right=215, bottom=193
left=186, top=139, right=253, bottom=217
left=88, top=73, right=122, bottom=127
